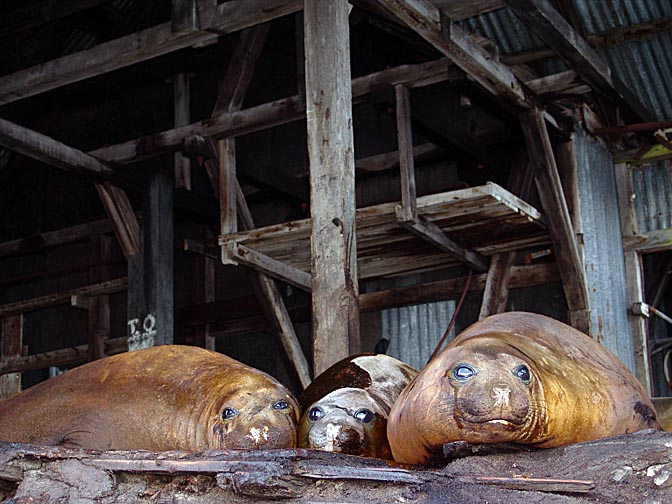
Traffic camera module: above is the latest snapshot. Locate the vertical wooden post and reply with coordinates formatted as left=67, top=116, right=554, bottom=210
left=520, top=109, right=591, bottom=333
left=0, top=315, right=23, bottom=398
left=305, top=0, right=360, bottom=375
left=395, top=84, right=417, bottom=222
left=614, top=162, right=651, bottom=393
left=174, top=73, right=192, bottom=190
left=88, top=234, right=111, bottom=361
left=128, top=169, right=174, bottom=349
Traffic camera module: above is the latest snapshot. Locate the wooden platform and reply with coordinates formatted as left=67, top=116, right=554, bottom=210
left=219, top=182, right=549, bottom=285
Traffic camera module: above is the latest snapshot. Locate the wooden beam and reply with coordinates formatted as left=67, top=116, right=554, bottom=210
left=614, top=162, right=651, bottom=393
left=87, top=235, right=112, bottom=361
left=356, top=143, right=444, bottom=173
left=172, top=0, right=200, bottom=34
left=127, top=170, right=174, bottom=349
left=433, top=0, right=505, bottom=21
left=0, top=337, right=128, bottom=375
left=94, top=182, right=141, bottom=257
left=395, top=84, right=417, bottom=223
left=90, top=57, right=453, bottom=164
left=0, top=0, right=302, bottom=106
left=224, top=243, right=312, bottom=292
left=174, top=73, right=192, bottom=190
left=0, top=315, right=23, bottom=398
left=305, top=0, right=360, bottom=374
left=375, top=0, right=529, bottom=109
left=0, top=117, right=132, bottom=187
left=520, top=108, right=590, bottom=333
left=503, top=0, right=655, bottom=122
left=0, top=0, right=109, bottom=39
left=0, top=278, right=128, bottom=318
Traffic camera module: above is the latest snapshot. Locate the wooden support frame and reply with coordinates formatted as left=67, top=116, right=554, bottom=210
left=305, top=0, right=360, bottom=374
left=520, top=108, right=591, bottom=333
left=174, top=73, right=192, bottom=190
left=615, top=162, right=652, bottom=394
left=0, top=315, right=23, bottom=398
left=94, top=182, right=141, bottom=257
left=172, top=0, right=200, bottom=34
left=503, top=0, right=655, bottom=123
left=87, top=235, right=112, bottom=361
left=394, top=84, right=489, bottom=272
left=0, top=0, right=302, bottom=106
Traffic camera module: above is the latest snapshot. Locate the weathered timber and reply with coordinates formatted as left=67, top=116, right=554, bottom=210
left=172, top=0, right=200, bottom=34
left=220, top=182, right=547, bottom=281
left=0, top=338, right=128, bottom=375
left=88, top=235, right=112, bottom=361
left=89, top=57, right=454, bottom=164
left=375, top=0, right=529, bottom=109
left=0, top=117, right=132, bottom=187
left=173, top=73, right=192, bottom=189
left=1, top=431, right=670, bottom=502
left=0, top=218, right=116, bottom=259
left=504, top=0, right=655, bottom=123
left=520, top=109, right=590, bottom=333
left=0, top=316, right=23, bottom=398
left=182, top=262, right=560, bottom=333
left=433, top=0, right=505, bottom=21
left=94, top=182, right=141, bottom=257
left=526, top=70, right=591, bottom=97
left=356, top=142, right=445, bottom=173
left=305, top=0, right=360, bottom=374
left=0, top=278, right=128, bottom=318
left=0, top=0, right=302, bottom=106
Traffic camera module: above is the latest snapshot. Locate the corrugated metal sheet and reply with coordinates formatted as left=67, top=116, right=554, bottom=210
left=573, top=127, right=636, bottom=371
left=382, top=300, right=455, bottom=371
left=631, top=161, right=672, bottom=232
left=464, top=0, right=672, bottom=119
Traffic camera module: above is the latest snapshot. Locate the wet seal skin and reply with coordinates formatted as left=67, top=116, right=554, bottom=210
left=298, top=353, right=417, bottom=459
left=387, top=311, right=661, bottom=466
left=0, top=345, right=300, bottom=451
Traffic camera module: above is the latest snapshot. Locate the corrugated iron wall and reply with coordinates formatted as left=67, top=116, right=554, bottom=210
left=465, top=0, right=672, bottom=120
left=631, top=161, right=672, bottom=232
left=382, top=300, right=455, bottom=371
left=573, top=128, right=636, bottom=371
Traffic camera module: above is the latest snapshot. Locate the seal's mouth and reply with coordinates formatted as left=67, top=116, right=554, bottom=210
left=487, top=419, right=515, bottom=426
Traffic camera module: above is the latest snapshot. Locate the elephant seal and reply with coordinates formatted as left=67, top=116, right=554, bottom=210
left=0, top=345, right=299, bottom=451
left=387, top=312, right=661, bottom=466
left=298, top=353, right=417, bottom=459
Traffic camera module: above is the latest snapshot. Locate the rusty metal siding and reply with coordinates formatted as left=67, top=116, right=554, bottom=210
left=573, top=127, right=636, bottom=371
left=382, top=300, right=455, bottom=371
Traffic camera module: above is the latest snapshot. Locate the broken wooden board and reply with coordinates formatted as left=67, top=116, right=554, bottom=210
left=0, top=431, right=669, bottom=502
left=220, top=182, right=549, bottom=281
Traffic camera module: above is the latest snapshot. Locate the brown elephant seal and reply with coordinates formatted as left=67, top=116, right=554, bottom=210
left=298, top=353, right=417, bottom=459
left=0, top=345, right=299, bottom=451
left=387, top=312, right=661, bottom=466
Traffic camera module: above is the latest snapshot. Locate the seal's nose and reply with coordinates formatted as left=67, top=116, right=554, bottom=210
left=491, top=386, right=511, bottom=408
left=246, top=425, right=270, bottom=447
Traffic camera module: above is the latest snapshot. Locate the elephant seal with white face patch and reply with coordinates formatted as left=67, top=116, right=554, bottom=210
left=387, top=312, right=661, bottom=466
left=0, top=345, right=299, bottom=451
left=298, top=353, right=417, bottom=459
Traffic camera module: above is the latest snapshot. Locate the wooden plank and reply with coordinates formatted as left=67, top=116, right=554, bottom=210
left=520, top=108, right=590, bottom=333
left=395, top=84, right=417, bottom=222
left=503, top=0, right=654, bottom=122
left=172, top=0, right=200, bottom=33
left=356, top=143, right=444, bottom=173
left=397, top=214, right=490, bottom=271
left=174, top=73, right=192, bottom=190
left=374, top=0, right=529, bottom=109
left=0, top=117, right=132, bottom=187
left=90, top=57, right=453, bottom=164
left=0, top=337, right=128, bottom=375
left=432, top=0, right=505, bottom=21
left=0, top=278, right=128, bottom=318
left=218, top=139, right=237, bottom=235
left=88, top=235, right=112, bottom=361
left=0, top=315, right=23, bottom=398
left=225, top=243, right=312, bottom=292
left=0, top=0, right=302, bottom=106
left=525, top=70, right=591, bottom=97
left=94, top=182, right=141, bottom=257
left=0, top=218, right=116, bottom=259
left=305, top=0, right=360, bottom=374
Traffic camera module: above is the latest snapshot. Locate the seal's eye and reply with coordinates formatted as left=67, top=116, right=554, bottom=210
left=222, top=407, right=238, bottom=420
left=354, top=409, right=375, bottom=423
left=453, top=364, right=477, bottom=381
left=514, top=364, right=531, bottom=383
left=273, top=400, right=290, bottom=410
left=308, top=407, right=324, bottom=422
